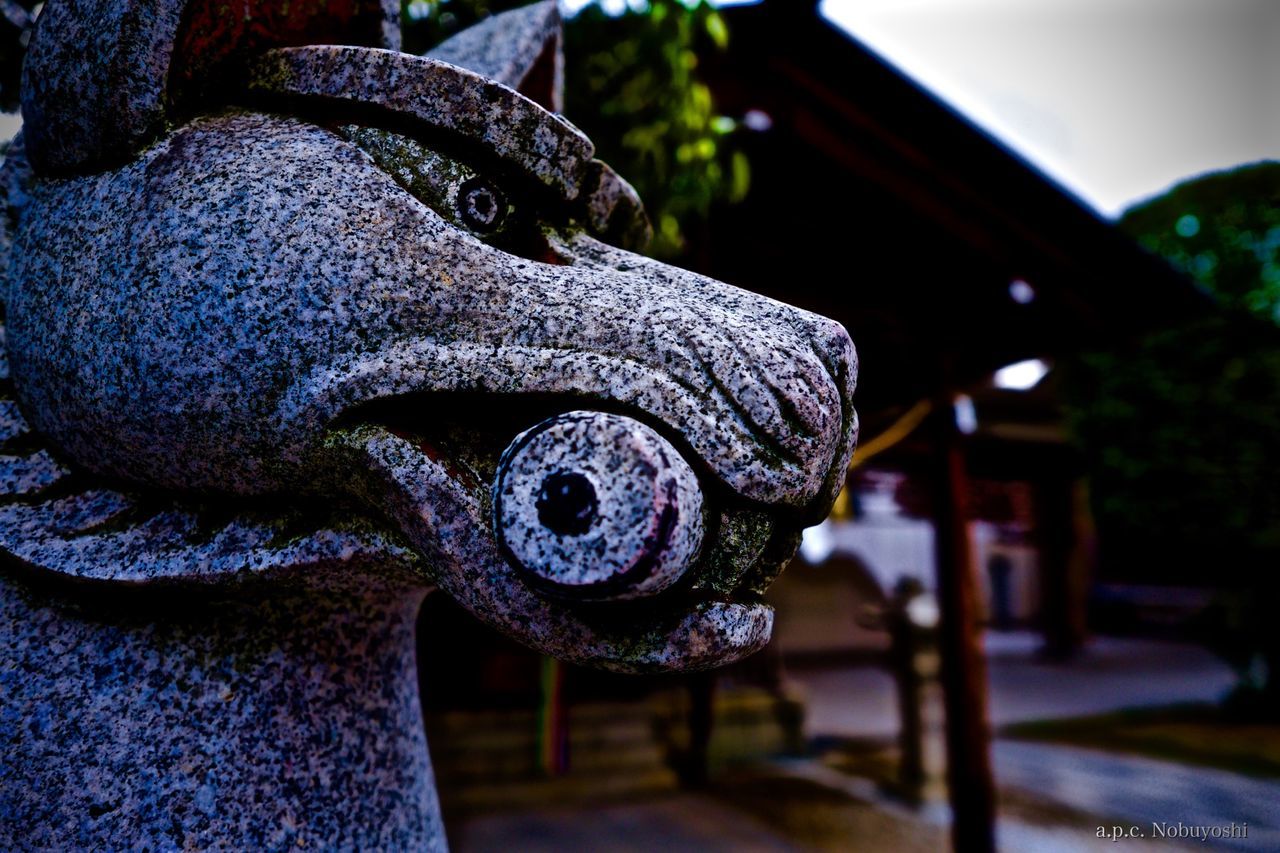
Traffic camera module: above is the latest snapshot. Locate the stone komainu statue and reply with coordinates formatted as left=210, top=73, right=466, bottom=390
left=0, top=1, right=857, bottom=847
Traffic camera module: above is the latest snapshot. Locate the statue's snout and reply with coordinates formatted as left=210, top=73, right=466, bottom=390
left=545, top=234, right=858, bottom=519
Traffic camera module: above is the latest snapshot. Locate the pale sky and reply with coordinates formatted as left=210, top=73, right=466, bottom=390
left=819, top=0, right=1280, bottom=218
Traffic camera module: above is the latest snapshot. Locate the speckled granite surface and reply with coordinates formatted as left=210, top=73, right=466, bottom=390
left=5, top=92, right=856, bottom=668
left=1, top=0, right=858, bottom=848
left=21, top=0, right=401, bottom=174
left=426, top=0, right=562, bottom=97
left=0, top=566, right=444, bottom=850
left=246, top=45, right=593, bottom=199
left=11, top=106, right=853, bottom=509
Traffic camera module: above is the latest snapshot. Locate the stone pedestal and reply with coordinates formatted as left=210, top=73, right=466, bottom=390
left=0, top=568, right=443, bottom=850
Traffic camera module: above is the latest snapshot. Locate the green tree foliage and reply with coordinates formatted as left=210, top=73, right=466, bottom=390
left=560, top=1, right=748, bottom=258
left=1066, top=162, right=1280, bottom=713
left=404, top=0, right=747, bottom=258
left=1123, top=163, right=1280, bottom=319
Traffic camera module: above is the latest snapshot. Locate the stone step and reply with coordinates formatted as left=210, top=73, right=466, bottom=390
left=428, top=721, right=656, bottom=757
left=429, top=702, right=655, bottom=734
left=432, top=739, right=667, bottom=781
left=429, top=690, right=801, bottom=810
left=427, top=702, right=670, bottom=789
left=438, top=766, right=680, bottom=815
left=427, top=704, right=656, bottom=753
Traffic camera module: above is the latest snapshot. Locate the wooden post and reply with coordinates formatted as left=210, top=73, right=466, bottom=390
left=682, top=671, right=717, bottom=788
left=538, top=656, right=568, bottom=776
left=888, top=582, right=927, bottom=801
left=1036, top=476, right=1079, bottom=661
left=932, top=392, right=997, bottom=852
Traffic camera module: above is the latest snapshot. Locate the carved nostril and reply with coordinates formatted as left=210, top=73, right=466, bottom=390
left=494, top=411, right=704, bottom=601
left=536, top=471, right=598, bottom=536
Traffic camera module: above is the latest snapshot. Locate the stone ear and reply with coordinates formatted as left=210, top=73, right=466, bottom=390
left=19, top=0, right=400, bottom=175
left=426, top=1, right=564, bottom=113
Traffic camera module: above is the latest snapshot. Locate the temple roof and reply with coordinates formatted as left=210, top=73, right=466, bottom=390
left=696, top=2, right=1210, bottom=410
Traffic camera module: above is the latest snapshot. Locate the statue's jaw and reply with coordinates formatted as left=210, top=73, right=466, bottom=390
left=0, top=397, right=784, bottom=673
left=0, top=322, right=833, bottom=676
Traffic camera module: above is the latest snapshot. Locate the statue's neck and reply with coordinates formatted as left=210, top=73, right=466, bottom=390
left=0, top=568, right=444, bottom=850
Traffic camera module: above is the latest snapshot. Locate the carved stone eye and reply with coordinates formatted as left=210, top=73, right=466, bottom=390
left=494, top=411, right=705, bottom=601
left=457, top=176, right=507, bottom=232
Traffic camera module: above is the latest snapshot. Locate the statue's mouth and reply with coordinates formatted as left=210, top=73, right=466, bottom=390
left=326, top=394, right=814, bottom=672
left=0, top=381, right=832, bottom=674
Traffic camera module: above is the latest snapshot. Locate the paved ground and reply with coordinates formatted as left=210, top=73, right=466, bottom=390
left=983, top=632, right=1238, bottom=727
left=450, top=794, right=798, bottom=852
left=792, top=631, right=1237, bottom=738
left=789, top=632, right=1276, bottom=848
left=995, top=741, right=1279, bottom=851
left=451, top=633, right=1269, bottom=851
left=451, top=762, right=1204, bottom=853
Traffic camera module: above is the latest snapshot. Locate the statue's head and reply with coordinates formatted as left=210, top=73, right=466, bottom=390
left=0, top=0, right=857, bottom=672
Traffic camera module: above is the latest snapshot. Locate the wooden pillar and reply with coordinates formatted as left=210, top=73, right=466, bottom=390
left=682, top=671, right=717, bottom=788
left=931, top=393, right=997, bottom=853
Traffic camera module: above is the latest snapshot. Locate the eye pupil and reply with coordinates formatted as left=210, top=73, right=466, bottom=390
left=536, top=471, right=598, bottom=536
left=458, top=177, right=506, bottom=232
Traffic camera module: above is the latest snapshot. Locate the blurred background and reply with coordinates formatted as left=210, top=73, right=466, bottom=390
left=6, top=0, right=1277, bottom=849
left=414, top=3, right=1279, bottom=849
